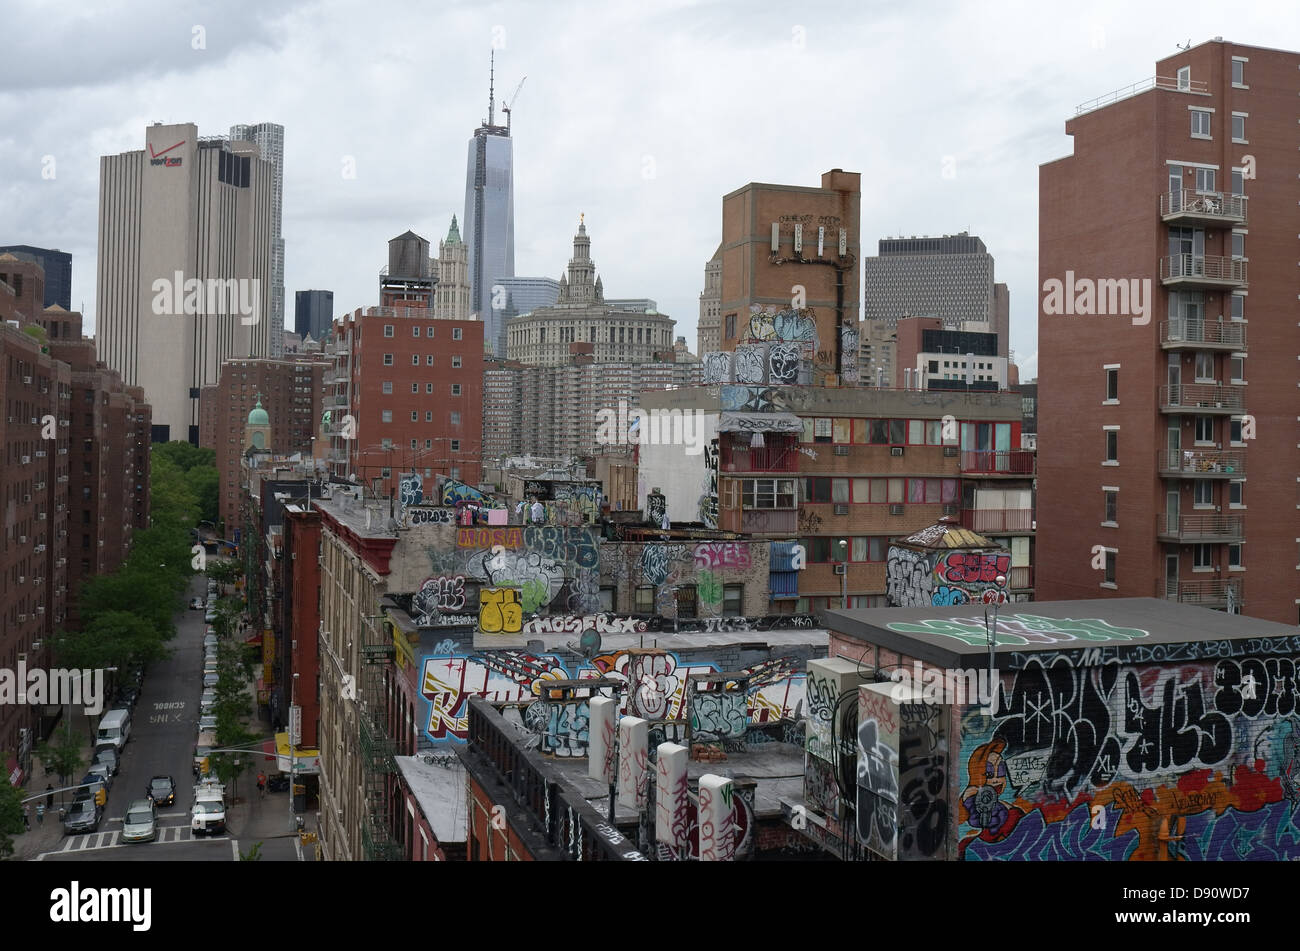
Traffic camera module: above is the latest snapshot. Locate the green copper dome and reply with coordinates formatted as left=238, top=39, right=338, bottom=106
left=247, top=395, right=269, bottom=427
left=446, top=215, right=461, bottom=245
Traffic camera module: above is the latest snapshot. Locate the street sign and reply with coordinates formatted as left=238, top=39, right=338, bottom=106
left=289, top=704, right=302, bottom=747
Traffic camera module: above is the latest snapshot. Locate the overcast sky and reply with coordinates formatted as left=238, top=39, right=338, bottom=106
left=2, top=0, right=1296, bottom=381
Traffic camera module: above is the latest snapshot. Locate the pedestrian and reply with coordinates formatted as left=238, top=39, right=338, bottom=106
left=35, top=803, right=45, bottom=826
left=531, top=498, right=545, bottom=525
left=257, top=772, right=267, bottom=799
left=22, top=804, right=30, bottom=831
left=45, top=784, right=54, bottom=809
left=515, top=499, right=525, bottom=523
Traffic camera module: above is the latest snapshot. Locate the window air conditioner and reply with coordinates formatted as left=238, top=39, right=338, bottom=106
left=889, top=504, right=905, bottom=516
left=891, top=446, right=905, bottom=456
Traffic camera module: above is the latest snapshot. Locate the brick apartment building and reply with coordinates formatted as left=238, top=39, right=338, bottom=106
left=1037, top=39, right=1298, bottom=622
left=199, top=356, right=329, bottom=536
left=0, top=253, right=47, bottom=323
left=715, top=169, right=862, bottom=385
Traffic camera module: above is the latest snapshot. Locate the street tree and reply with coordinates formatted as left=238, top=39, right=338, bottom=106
left=35, top=725, right=84, bottom=790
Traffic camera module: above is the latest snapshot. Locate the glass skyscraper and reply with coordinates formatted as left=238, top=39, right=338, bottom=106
left=230, top=122, right=285, bottom=356
left=463, top=70, right=515, bottom=357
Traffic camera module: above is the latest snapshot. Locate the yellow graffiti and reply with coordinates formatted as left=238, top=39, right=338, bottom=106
left=479, top=587, right=523, bottom=634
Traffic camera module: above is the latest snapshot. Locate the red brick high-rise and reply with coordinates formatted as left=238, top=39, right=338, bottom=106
left=1037, top=40, right=1298, bottom=623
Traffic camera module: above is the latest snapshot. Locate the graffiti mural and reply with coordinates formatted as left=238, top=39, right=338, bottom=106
left=399, top=473, right=424, bottom=506
left=478, top=587, right=524, bottom=634
left=645, top=491, right=666, bottom=526
left=457, top=527, right=523, bottom=549
left=441, top=479, right=487, bottom=505
left=690, top=690, right=749, bottom=742
left=839, top=323, right=860, bottom=383
left=409, top=507, right=456, bottom=525
left=411, top=575, right=467, bottom=624
left=886, top=546, right=1010, bottom=608
left=720, top=385, right=785, bottom=413
left=857, top=687, right=901, bottom=859
left=767, top=343, right=801, bottom=385
left=957, top=654, right=1300, bottom=860
left=733, top=345, right=766, bottom=384
left=693, top=542, right=750, bottom=571
left=701, top=351, right=732, bottom=384
left=887, top=614, right=1152, bottom=648
left=745, top=307, right=818, bottom=345
left=885, top=547, right=933, bottom=607
left=698, top=438, right=719, bottom=529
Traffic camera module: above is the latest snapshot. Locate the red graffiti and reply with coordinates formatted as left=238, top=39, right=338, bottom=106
left=859, top=691, right=898, bottom=737
left=940, top=552, right=1011, bottom=585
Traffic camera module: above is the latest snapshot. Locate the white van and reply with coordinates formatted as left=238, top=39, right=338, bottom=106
left=96, top=709, right=132, bottom=751
left=191, top=780, right=227, bottom=836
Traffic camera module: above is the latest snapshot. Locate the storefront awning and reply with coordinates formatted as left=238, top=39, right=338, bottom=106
left=273, top=732, right=321, bottom=775
left=717, top=411, right=802, bottom=434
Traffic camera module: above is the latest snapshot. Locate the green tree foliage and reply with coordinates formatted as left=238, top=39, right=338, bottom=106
left=52, top=612, right=168, bottom=672
left=0, top=763, right=24, bottom=858
left=35, top=725, right=84, bottom=790
left=153, top=441, right=215, bottom=474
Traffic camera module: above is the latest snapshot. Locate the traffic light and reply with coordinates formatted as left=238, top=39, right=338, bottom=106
left=200, top=757, right=210, bottom=775
left=94, top=787, right=106, bottom=807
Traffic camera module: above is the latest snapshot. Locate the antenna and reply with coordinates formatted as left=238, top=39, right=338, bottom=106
left=488, top=51, right=495, bottom=126
left=502, top=76, right=527, bottom=131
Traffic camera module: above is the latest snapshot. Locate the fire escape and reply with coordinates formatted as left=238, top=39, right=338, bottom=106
left=359, top=614, right=402, bottom=860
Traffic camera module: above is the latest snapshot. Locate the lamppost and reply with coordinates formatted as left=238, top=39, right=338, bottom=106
left=288, top=671, right=301, bottom=832
left=984, top=575, right=1007, bottom=708
left=837, top=539, right=848, bottom=610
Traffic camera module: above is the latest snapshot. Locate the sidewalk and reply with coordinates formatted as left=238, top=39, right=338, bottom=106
left=224, top=772, right=319, bottom=861
left=12, top=712, right=98, bottom=860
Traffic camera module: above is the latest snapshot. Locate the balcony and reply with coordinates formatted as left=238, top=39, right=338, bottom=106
left=1160, top=319, right=1246, bottom=351
left=330, top=394, right=349, bottom=407
left=1156, top=449, right=1245, bottom=479
left=1158, top=383, right=1246, bottom=415
left=719, top=507, right=797, bottom=534
left=1157, top=513, right=1244, bottom=543
left=1160, top=190, right=1247, bottom=227
left=1160, top=254, right=1247, bottom=289
left=960, top=508, right=1035, bottom=533
left=1162, top=577, right=1243, bottom=612
left=960, top=449, right=1036, bottom=476
left=720, top=444, right=798, bottom=473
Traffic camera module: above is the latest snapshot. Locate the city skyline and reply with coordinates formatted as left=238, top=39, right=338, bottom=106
left=3, top=3, right=1299, bottom=383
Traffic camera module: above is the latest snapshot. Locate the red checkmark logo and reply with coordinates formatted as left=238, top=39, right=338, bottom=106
left=148, top=139, right=186, bottom=158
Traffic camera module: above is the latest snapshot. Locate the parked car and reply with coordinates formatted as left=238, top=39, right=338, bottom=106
left=85, top=762, right=113, bottom=790
left=122, top=799, right=157, bottom=843
left=204, top=611, right=217, bottom=624
left=61, top=796, right=103, bottom=836
left=92, top=746, right=119, bottom=777
left=202, top=672, right=219, bottom=689
left=113, top=685, right=141, bottom=709
left=203, top=634, right=218, bottom=649
left=146, top=776, right=176, bottom=807
left=76, top=773, right=108, bottom=804
left=198, top=714, right=218, bottom=733
left=96, top=709, right=132, bottom=750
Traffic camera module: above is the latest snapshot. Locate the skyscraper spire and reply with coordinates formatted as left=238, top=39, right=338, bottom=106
left=488, top=50, right=495, bottom=127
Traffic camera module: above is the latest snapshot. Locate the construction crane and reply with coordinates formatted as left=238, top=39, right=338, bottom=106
left=502, top=76, right=526, bottom=131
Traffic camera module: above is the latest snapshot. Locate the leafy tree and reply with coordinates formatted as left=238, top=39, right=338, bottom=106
left=35, top=726, right=84, bottom=790
left=0, top=761, right=24, bottom=859
left=207, top=560, right=242, bottom=590
left=184, top=465, right=220, bottom=525
left=153, top=441, right=215, bottom=474
left=52, top=612, right=168, bottom=674
left=239, top=841, right=263, bottom=861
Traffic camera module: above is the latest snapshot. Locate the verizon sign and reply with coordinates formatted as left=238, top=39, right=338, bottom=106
left=149, top=139, right=185, bottom=167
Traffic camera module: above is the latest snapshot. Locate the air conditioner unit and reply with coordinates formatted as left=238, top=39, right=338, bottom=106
left=17, top=614, right=26, bottom=622
left=833, top=564, right=847, bottom=575
left=37, top=512, right=46, bottom=520
left=36, top=606, right=44, bottom=614
left=29, top=418, right=37, bottom=425
left=56, top=558, right=65, bottom=567
left=943, top=504, right=959, bottom=516
left=22, top=376, right=31, bottom=384
left=22, top=494, right=30, bottom=503
left=34, top=545, right=45, bottom=553
left=833, top=445, right=850, bottom=456
left=889, top=504, right=905, bottom=516
left=834, top=504, right=849, bottom=515
left=35, top=450, right=45, bottom=458
left=17, top=576, right=24, bottom=584
left=943, top=446, right=959, bottom=457
left=21, top=456, right=30, bottom=465
left=19, top=536, right=26, bottom=543
left=891, top=446, right=905, bottom=457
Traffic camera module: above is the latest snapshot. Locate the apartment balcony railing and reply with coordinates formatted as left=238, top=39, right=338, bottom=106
left=1158, top=383, right=1246, bottom=414
left=1160, top=254, right=1247, bottom=289
left=960, top=508, right=1035, bottom=533
left=1009, top=566, right=1033, bottom=590
left=1157, top=513, right=1244, bottom=542
left=1162, top=577, right=1243, bottom=611
left=1156, top=449, right=1245, bottom=479
left=1160, top=190, right=1247, bottom=227
left=720, top=445, right=798, bottom=473
left=959, top=449, right=1036, bottom=476
left=1075, top=74, right=1209, bottom=116
left=1160, top=319, right=1246, bottom=351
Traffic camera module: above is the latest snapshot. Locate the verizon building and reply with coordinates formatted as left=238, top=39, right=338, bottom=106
left=96, top=121, right=275, bottom=444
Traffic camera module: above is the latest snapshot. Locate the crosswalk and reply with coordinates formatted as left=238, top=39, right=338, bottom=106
left=54, top=822, right=226, bottom=853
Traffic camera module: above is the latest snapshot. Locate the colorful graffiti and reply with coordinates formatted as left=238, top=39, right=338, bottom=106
left=886, top=546, right=1010, bottom=608
left=457, top=527, right=522, bottom=548
left=418, top=647, right=808, bottom=745
left=478, top=588, right=523, bottom=635
left=745, top=307, right=818, bottom=345
left=411, top=575, right=467, bottom=624
left=693, top=542, right=750, bottom=571
left=888, top=615, right=1152, bottom=647
left=957, top=656, right=1300, bottom=860
left=409, top=507, right=456, bottom=525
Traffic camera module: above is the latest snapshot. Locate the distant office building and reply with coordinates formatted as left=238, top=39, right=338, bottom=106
left=230, top=122, right=286, bottom=357
left=492, top=276, right=560, bottom=321
left=697, top=247, right=721, bottom=357
left=863, top=233, right=1010, bottom=357
left=0, top=245, right=70, bottom=310
left=96, top=122, right=274, bottom=444
left=895, top=317, right=1006, bottom=390
left=433, top=216, right=472, bottom=321
left=464, top=61, right=515, bottom=356
left=295, top=289, right=334, bottom=340
left=505, top=218, right=674, bottom=367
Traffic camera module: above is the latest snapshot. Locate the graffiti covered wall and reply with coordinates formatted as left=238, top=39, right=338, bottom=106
left=886, top=546, right=1011, bottom=608
left=958, top=654, right=1300, bottom=860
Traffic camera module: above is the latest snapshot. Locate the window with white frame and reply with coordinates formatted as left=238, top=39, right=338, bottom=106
left=425, top=411, right=433, bottom=422
left=381, top=410, right=392, bottom=423
left=1177, top=66, right=1191, bottom=90
left=1230, top=295, right=1244, bottom=321
left=410, top=411, right=417, bottom=422
left=1195, top=416, right=1214, bottom=443
left=411, top=354, right=419, bottom=365
left=450, top=411, right=461, bottom=426
left=411, top=383, right=418, bottom=393
left=1105, top=429, right=1118, bottom=463
left=1193, top=544, right=1212, bottom=569
left=1194, top=481, right=1213, bottom=507
left=1230, top=418, right=1244, bottom=444
left=742, top=478, right=796, bottom=509
left=427, top=327, right=435, bottom=338
left=452, top=356, right=462, bottom=368
left=1231, top=59, right=1245, bottom=87
left=452, top=328, right=463, bottom=340
left=1190, top=110, right=1211, bottom=139
left=1103, top=489, right=1117, bottom=524
left=1228, top=543, right=1242, bottom=568
left=451, top=384, right=462, bottom=396
left=427, top=355, right=435, bottom=366
left=412, top=326, right=420, bottom=337
left=1195, top=352, right=1215, bottom=381
left=384, top=325, right=394, bottom=337
left=383, top=353, right=393, bottom=366
left=1231, top=233, right=1245, bottom=260
left=1103, top=550, right=1116, bottom=585
left=1231, top=114, right=1247, bottom=143
left=450, top=440, right=460, bottom=452
left=1194, top=166, right=1215, bottom=191
left=1229, top=354, right=1245, bottom=382
left=1105, top=367, right=1118, bottom=402
left=381, top=381, right=393, bottom=394
left=1231, top=168, right=1244, bottom=195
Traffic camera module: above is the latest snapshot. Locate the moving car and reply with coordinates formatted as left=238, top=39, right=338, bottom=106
left=147, top=775, right=176, bottom=806
left=61, top=796, right=103, bottom=836
left=191, top=780, right=226, bottom=836
left=122, top=799, right=157, bottom=843
left=189, top=598, right=204, bottom=610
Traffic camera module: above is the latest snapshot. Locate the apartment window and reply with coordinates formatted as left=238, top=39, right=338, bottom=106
left=725, top=314, right=736, bottom=339
left=1105, top=368, right=1118, bottom=402
left=410, top=439, right=417, bottom=449
left=450, top=440, right=460, bottom=452
left=410, top=411, right=418, bottom=422
left=1104, top=430, right=1118, bottom=463
left=1195, top=416, right=1214, bottom=443
left=1230, top=418, right=1244, bottom=444
left=450, top=412, right=461, bottom=426
left=1231, top=168, right=1244, bottom=196
left=383, top=325, right=394, bottom=337
left=1230, top=233, right=1245, bottom=260
left=1194, top=481, right=1214, bottom=507
left=1194, top=167, right=1215, bottom=192
left=742, top=478, right=796, bottom=509
left=381, top=410, right=392, bottom=423
left=802, top=478, right=832, bottom=503
left=1228, top=543, right=1242, bottom=569
left=675, top=585, right=698, bottom=619
left=635, top=586, right=655, bottom=613
left=412, top=354, right=420, bottom=365
left=412, top=326, right=420, bottom=338
left=452, top=356, right=462, bottom=368
left=1230, top=481, right=1244, bottom=507
left=1194, top=352, right=1214, bottom=381
left=427, top=327, right=435, bottom=337
left=449, top=466, right=460, bottom=479
left=381, top=466, right=391, bottom=477
left=1103, top=489, right=1117, bottom=525
left=831, top=478, right=850, bottom=504
left=1190, top=109, right=1211, bottom=139
left=1229, top=295, right=1244, bottom=322
left=381, top=381, right=393, bottom=394
left=1231, top=114, right=1247, bottom=143
left=425, top=439, right=432, bottom=449
left=723, top=585, right=743, bottom=617
left=451, top=384, right=462, bottom=396
left=425, top=411, right=433, bottom=422
left=1103, top=550, right=1116, bottom=585
left=1176, top=66, right=1191, bottom=90
left=1193, top=544, right=1212, bottom=570
left=427, top=355, right=435, bottom=366
left=1229, top=354, right=1245, bottom=383
left=452, top=328, right=463, bottom=341
left=383, top=353, right=393, bottom=366
left=1231, top=59, right=1245, bottom=86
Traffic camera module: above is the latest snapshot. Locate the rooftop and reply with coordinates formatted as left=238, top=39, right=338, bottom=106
left=393, top=755, right=468, bottom=843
